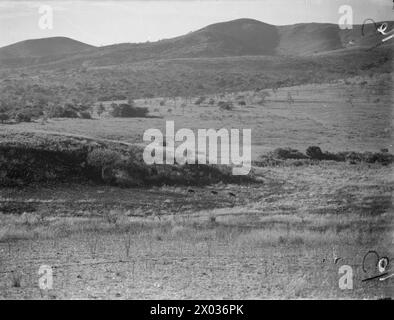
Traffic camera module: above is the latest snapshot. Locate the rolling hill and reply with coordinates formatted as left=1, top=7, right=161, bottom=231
left=0, top=36, right=96, bottom=60
left=170, top=18, right=280, bottom=57
left=0, top=18, right=392, bottom=70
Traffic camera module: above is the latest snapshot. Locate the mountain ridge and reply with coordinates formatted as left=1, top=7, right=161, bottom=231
left=0, top=18, right=392, bottom=69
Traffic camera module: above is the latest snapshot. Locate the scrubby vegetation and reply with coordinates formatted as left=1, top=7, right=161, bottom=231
left=110, top=101, right=149, bottom=118
left=256, top=146, right=394, bottom=166
left=0, top=46, right=391, bottom=122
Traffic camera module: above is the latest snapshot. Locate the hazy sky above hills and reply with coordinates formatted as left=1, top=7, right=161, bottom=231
left=0, top=0, right=392, bottom=47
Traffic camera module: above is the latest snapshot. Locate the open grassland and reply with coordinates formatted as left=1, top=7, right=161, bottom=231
left=2, top=75, right=392, bottom=159
left=0, top=162, right=393, bottom=299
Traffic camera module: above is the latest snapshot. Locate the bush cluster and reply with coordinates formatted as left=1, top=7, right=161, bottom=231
left=218, top=101, right=233, bottom=111
left=262, top=146, right=393, bottom=165
left=111, top=103, right=149, bottom=118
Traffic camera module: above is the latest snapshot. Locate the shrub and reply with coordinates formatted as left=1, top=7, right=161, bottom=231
left=0, top=113, right=9, bottom=123
left=112, top=154, right=151, bottom=187
left=62, top=103, right=79, bottom=118
left=194, top=96, right=206, bottom=105
left=111, top=103, right=148, bottom=118
left=306, top=146, right=324, bottom=160
left=218, top=101, right=233, bottom=111
left=321, top=151, right=343, bottom=161
left=87, top=149, right=122, bottom=181
left=159, top=100, right=166, bottom=106
left=45, top=103, right=81, bottom=118
left=265, top=147, right=393, bottom=165
left=344, top=151, right=363, bottom=163
left=79, top=111, right=92, bottom=119
left=362, top=151, right=393, bottom=165
left=15, top=112, right=32, bottom=123
left=362, top=151, right=375, bottom=163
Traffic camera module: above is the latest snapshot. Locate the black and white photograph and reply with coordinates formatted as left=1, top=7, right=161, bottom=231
left=0, top=0, right=393, bottom=302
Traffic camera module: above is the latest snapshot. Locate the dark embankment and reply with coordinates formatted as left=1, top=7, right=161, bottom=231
left=0, top=132, right=254, bottom=187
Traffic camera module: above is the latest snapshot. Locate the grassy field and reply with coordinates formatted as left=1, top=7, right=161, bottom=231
left=2, top=75, right=392, bottom=159
left=0, top=76, right=393, bottom=299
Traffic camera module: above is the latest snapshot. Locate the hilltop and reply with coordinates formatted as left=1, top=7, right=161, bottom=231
left=0, top=36, right=95, bottom=61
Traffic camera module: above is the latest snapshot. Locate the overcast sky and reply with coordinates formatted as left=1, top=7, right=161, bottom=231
left=0, top=0, right=392, bottom=47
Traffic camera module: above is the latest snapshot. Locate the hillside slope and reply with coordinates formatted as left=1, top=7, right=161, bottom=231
left=276, top=21, right=394, bottom=55
left=1, top=19, right=392, bottom=70
left=277, top=23, right=344, bottom=55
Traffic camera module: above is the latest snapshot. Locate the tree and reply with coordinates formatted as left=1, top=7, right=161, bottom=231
left=306, top=146, right=323, bottom=160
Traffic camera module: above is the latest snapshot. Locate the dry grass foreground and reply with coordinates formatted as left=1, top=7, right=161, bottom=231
left=0, top=162, right=393, bottom=299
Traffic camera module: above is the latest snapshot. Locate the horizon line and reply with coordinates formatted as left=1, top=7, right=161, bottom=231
left=1, top=17, right=391, bottom=49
